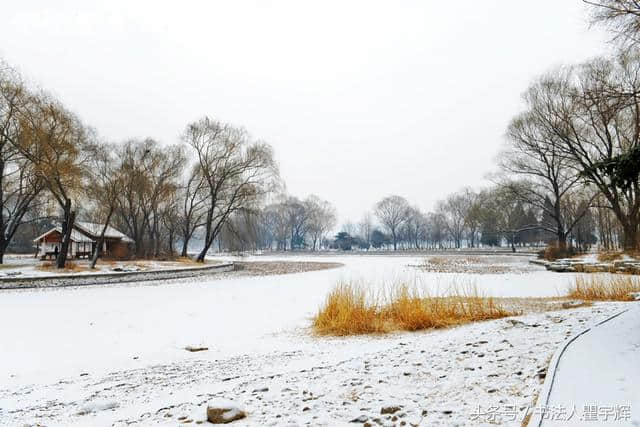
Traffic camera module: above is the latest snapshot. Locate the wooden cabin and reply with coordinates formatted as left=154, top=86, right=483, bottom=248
left=33, top=222, right=134, bottom=260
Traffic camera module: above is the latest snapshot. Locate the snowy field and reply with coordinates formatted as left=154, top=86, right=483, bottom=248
left=0, top=254, right=628, bottom=426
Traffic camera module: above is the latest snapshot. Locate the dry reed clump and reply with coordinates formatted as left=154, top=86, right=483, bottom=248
left=597, top=251, right=623, bottom=262
left=312, top=283, right=384, bottom=335
left=313, top=281, right=514, bottom=336
left=567, top=275, right=640, bottom=301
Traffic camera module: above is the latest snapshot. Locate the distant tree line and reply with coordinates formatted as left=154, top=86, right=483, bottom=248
left=321, top=188, right=594, bottom=253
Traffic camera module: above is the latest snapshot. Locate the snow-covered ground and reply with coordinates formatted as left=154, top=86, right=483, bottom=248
left=0, top=254, right=632, bottom=426
left=0, top=255, right=216, bottom=278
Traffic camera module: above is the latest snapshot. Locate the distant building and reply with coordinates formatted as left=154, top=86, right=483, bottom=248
left=33, top=222, right=134, bottom=260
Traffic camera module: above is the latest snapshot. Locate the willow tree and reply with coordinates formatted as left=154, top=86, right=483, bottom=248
left=86, top=142, right=123, bottom=268
left=375, top=195, right=410, bottom=250
left=306, top=195, right=337, bottom=251
left=17, top=93, right=89, bottom=268
left=0, top=62, right=44, bottom=263
left=183, top=117, right=278, bottom=262
left=114, top=139, right=185, bottom=258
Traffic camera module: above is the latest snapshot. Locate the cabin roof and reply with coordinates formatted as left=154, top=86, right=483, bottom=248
left=33, top=227, right=95, bottom=243
left=74, top=222, right=134, bottom=242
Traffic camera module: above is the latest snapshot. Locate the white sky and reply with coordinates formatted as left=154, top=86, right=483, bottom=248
left=1, top=1, right=612, bottom=225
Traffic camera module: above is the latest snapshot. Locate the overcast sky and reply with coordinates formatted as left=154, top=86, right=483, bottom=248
left=1, top=1, right=612, bottom=225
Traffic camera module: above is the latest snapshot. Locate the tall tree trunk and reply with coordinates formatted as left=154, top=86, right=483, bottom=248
left=180, top=220, right=192, bottom=257
left=622, top=220, right=639, bottom=251
left=181, top=239, right=189, bottom=257
left=0, top=241, right=6, bottom=264
left=90, top=209, right=114, bottom=269
left=290, top=228, right=295, bottom=251
left=197, top=229, right=215, bottom=262
left=168, top=229, right=175, bottom=256
left=197, top=238, right=212, bottom=262
left=196, top=209, right=215, bottom=262
left=57, top=198, right=76, bottom=268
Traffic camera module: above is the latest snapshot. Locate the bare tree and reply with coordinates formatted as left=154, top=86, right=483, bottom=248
left=402, top=206, right=428, bottom=249
left=584, top=0, right=640, bottom=46
left=263, top=197, right=289, bottom=250
left=285, top=196, right=310, bottom=250
left=427, top=211, right=448, bottom=249
left=17, top=92, right=90, bottom=268
left=437, top=193, right=468, bottom=249
left=159, top=189, right=181, bottom=256
left=489, top=186, right=539, bottom=252
left=527, top=52, right=640, bottom=249
left=183, top=117, right=277, bottom=262
left=178, top=165, right=208, bottom=257
left=306, top=195, right=336, bottom=251
left=375, top=195, right=409, bottom=250
left=462, top=189, right=484, bottom=248
left=144, top=144, right=185, bottom=257
left=86, top=142, right=122, bottom=268
left=500, top=86, right=594, bottom=250
left=114, top=139, right=185, bottom=258
left=358, top=212, right=373, bottom=248
left=0, top=63, right=44, bottom=262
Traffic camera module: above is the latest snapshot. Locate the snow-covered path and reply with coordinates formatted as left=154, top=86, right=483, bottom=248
left=540, top=304, right=640, bottom=426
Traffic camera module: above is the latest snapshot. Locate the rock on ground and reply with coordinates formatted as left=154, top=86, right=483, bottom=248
left=206, top=398, right=246, bottom=424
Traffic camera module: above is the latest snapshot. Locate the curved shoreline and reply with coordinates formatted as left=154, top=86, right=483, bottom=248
left=0, top=262, right=235, bottom=290
left=0, top=261, right=344, bottom=291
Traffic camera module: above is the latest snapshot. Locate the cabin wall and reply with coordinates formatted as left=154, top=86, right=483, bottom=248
left=36, top=231, right=90, bottom=258
left=107, top=241, right=131, bottom=259
left=36, top=232, right=63, bottom=257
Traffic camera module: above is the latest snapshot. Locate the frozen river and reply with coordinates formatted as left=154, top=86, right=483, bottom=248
left=0, top=253, right=583, bottom=388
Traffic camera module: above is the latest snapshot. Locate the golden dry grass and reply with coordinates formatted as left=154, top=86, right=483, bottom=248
left=567, top=275, right=640, bottom=301
left=36, top=261, right=90, bottom=273
left=313, top=281, right=514, bottom=336
left=313, top=283, right=383, bottom=335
